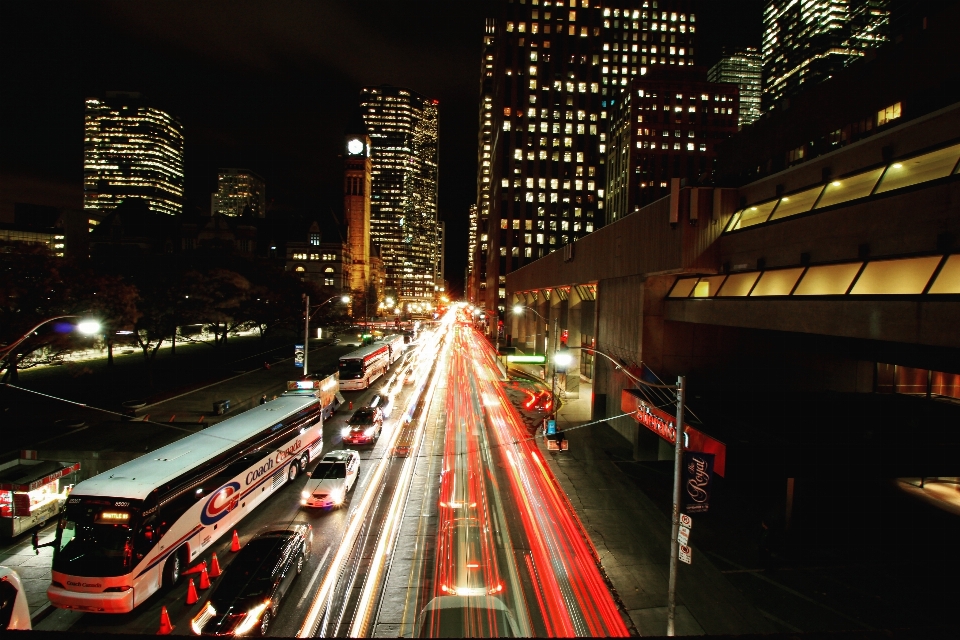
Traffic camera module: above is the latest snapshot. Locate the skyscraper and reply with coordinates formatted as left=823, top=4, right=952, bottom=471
left=761, top=0, right=890, bottom=114
left=708, top=46, right=762, bottom=128
left=212, top=169, right=265, bottom=217
left=606, top=68, right=739, bottom=221
left=83, top=92, right=184, bottom=217
left=360, top=86, right=440, bottom=307
left=470, top=1, right=696, bottom=319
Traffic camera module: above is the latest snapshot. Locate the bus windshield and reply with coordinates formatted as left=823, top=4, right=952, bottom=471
left=339, top=359, right=364, bottom=377
left=52, top=516, right=136, bottom=578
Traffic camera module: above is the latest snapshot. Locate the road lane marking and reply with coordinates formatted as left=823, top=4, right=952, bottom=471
left=298, top=547, right=332, bottom=608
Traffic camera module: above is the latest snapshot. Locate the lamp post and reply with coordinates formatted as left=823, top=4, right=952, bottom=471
left=557, top=345, right=686, bottom=636
left=1, top=315, right=101, bottom=379
left=511, top=304, right=550, bottom=356
left=303, top=295, right=350, bottom=378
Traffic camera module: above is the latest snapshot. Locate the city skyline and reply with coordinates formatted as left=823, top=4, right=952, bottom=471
left=1, top=1, right=763, bottom=297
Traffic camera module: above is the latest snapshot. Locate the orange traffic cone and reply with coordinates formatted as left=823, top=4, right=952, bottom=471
left=185, top=578, right=198, bottom=605
left=198, top=566, right=210, bottom=590
left=182, top=560, right=206, bottom=576
left=157, top=605, right=174, bottom=635
left=209, top=552, right=222, bottom=578
left=230, top=530, right=241, bottom=552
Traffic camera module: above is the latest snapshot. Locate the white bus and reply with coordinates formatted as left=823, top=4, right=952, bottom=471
left=338, top=342, right=391, bottom=391
left=384, top=334, right=406, bottom=364
left=43, top=396, right=323, bottom=613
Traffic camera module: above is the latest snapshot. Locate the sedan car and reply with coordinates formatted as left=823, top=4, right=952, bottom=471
left=342, top=407, right=383, bottom=445
left=191, top=524, right=312, bottom=636
left=301, top=450, right=360, bottom=508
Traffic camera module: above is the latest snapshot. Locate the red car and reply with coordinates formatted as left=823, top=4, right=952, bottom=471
left=342, top=407, right=383, bottom=444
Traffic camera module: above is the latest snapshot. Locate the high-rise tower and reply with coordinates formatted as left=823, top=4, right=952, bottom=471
left=708, top=46, right=762, bottom=128
left=470, top=1, right=696, bottom=320
left=344, top=134, right=373, bottom=296
left=212, top=169, right=265, bottom=217
left=359, top=86, right=440, bottom=308
left=762, top=0, right=890, bottom=114
left=83, top=92, right=184, bottom=217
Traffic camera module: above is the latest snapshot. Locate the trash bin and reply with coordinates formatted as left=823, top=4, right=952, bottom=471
left=213, top=400, right=231, bottom=415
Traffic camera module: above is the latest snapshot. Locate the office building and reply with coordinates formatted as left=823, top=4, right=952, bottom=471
left=708, top=46, right=762, bottom=128
left=212, top=169, right=265, bottom=218
left=762, top=0, right=890, bottom=114
left=606, top=68, right=739, bottom=222
left=471, top=0, right=696, bottom=320
left=359, top=86, right=440, bottom=307
left=83, top=92, right=184, bottom=217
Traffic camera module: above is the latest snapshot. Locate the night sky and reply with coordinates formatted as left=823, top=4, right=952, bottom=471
left=1, top=0, right=762, bottom=297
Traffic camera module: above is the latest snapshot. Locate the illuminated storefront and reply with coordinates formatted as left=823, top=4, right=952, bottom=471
left=0, top=458, right=80, bottom=537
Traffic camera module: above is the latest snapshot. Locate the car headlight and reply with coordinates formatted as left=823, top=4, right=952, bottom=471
left=341, top=427, right=352, bottom=437
left=233, top=601, right=269, bottom=636
left=363, top=427, right=376, bottom=436
left=331, top=488, right=345, bottom=504
left=301, top=490, right=310, bottom=499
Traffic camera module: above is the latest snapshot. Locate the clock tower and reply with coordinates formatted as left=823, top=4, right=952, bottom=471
left=344, top=134, right=372, bottom=299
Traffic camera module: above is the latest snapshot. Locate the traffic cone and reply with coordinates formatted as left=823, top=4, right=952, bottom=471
left=198, top=566, right=210, bottom=590
left=209, top=552, right=222, bottom=578
left=230, top=530, right=241, bottom=552
left=349, top=401, right=353, bottom=410
left=185, top=578, right=199, bottom=605
left=157, top=605, right=174, bottom=635
left=182, top=560, right=206, bottom=576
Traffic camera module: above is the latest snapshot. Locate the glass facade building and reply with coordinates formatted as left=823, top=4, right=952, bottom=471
left=83, top=92, right=184, bottom=217
left=471, top=0, right=696, bottom=318
left=212, top=169, right=265, bottom=217
left=762, top=0, right=890, bottom=114
left=708, top=46, right=762, bottom=128
left=360, top=86, right=440, bottom=305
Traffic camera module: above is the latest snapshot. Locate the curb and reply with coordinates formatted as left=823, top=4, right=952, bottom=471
left=30, top=602, right=55, bottom=626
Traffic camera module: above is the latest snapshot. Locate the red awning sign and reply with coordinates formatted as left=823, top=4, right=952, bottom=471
left=621, top=389, right=727, bottom=477
left=0, top=462, right=81, bottom=493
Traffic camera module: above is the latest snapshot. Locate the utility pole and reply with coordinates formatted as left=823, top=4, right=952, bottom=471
left=666, top=374, right=686, bottom=636
left=551, top=316, right=559, bottom=404
left=303, top=294, right=310, bottom=378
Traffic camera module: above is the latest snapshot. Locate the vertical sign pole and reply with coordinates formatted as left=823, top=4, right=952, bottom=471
left=303, top=295, right=310, bottom=378
left=666, top=375, right=685, bottom=636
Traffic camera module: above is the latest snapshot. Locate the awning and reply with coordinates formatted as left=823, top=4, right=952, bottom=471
left=0, top=461, right=81, bottom=492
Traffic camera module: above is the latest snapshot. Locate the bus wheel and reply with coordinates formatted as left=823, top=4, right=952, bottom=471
left=288, top=461, right=299, bottom=482
left=299, top=452, right=309, bottom=470
left=163, top=548, right=182, bottom=587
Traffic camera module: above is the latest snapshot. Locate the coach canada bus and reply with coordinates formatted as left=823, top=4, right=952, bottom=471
left=338, top=342, right=392, bottom=391
left=42, top=395, right=323, bottom=613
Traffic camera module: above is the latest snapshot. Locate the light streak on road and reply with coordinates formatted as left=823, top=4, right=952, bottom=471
left=297, top=320, right=453, bottom=638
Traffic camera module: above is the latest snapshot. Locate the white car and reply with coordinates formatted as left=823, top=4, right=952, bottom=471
left=301, top=450, right=360, bottom=508
left=0, top=567, right=32, bottom=630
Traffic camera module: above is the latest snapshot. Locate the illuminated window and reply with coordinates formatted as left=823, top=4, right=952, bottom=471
left=815, top=168, right=886, bottom=209
left=877, top=102, right=902, bottom=127
left=929, top=255, right=960, bottom=294
left=875, top=143, right=960, bottom=194
left=793, top=263, right=862, bottom=295
left=851, top=256, right=941, bottom=295
left=717, top=272, right=759, bottom=297
left=768, top=185, right=824, bottom=221
left=750, top=268, right=805, bottom=296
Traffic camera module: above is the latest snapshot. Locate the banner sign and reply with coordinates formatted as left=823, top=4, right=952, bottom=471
left=546, top=419, right=557, bottom=435
left=294, top=344, right=304, bottom=368
left=683, top=451, right=715, bottom=513
left=621, top=389, right=727, bottom=477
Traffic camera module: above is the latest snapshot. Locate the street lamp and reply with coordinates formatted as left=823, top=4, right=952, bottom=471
left=558, top=345, right=686, bottom=636
left=0, top=315, right=101, bottom=377
left=302, top=295, right=349, bottom=377
left=510, top=304, right=551, bottom=356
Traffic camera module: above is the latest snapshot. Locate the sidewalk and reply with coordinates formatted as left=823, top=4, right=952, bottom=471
left=503, top=377, right=777, bottom=637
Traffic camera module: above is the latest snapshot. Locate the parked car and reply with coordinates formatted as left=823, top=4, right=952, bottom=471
left=191, top=524, right=312, bottom=636
left=301, top=450, right=360, bottom=508
left=342, top=407, right=383, bottom=445
left=0, top=567, right=31, bottom=630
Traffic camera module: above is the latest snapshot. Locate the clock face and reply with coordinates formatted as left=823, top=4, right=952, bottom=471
left=347, top=139, right=364, bottom=155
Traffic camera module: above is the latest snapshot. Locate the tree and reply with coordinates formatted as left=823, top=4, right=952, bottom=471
left=179, top=268, right=251, bottom=349
left=73, top=272, right=141, bottom=366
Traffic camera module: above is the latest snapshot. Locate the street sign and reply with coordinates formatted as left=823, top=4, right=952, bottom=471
left=678, top=525, right=690, bottom=546
left=507, top=354, right=547, bottom=364
left=679, top=544, right=692, bottom=565
left=680, top=513, right=692, bottom=528
left=546, top=419, right=557, bottom=435
left=294, top=344, right=304, bottom=368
